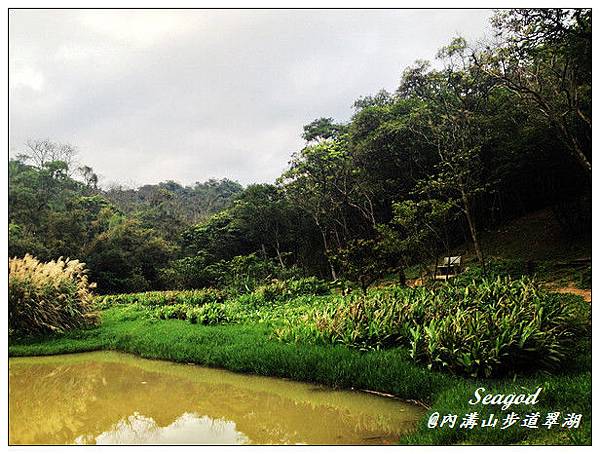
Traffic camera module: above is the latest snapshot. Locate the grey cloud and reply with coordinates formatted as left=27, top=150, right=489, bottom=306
left=9, top=9, right=493, bottom=187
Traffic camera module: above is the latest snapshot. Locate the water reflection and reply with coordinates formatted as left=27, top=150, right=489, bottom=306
left=9, top=351, right=424, bottom=445
left=75, top=412, right=249, bottom=445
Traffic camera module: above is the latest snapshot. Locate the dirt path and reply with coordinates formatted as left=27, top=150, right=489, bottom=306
left=553, top=286, right=591, bottom=302
left=409, top=278, right=591, bottom=302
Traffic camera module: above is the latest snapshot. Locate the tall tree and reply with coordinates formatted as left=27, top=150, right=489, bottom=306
left=399, top=38, right=496, bottom=264
left=475, top=9, right=591, bottom=176
left=302, top=117, right=346, bottom=142
left=232, top=184, right=292, bottom=267
left=23, top=139, right=78, bottom=174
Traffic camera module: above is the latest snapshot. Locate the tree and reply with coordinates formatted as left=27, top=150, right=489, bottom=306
left=23, top=139, right=78, bottom=174
left=378, top=199, right=458, bottom=279
left=332, top=237, right=401, bottom=293
left=399, top=38, right=496, bottom=264
left=104, top=178, right=243, bottom=228
left=347, top=93, right=437, bottom=226
left=180, top=210, right=250, bottom=262
left=78, top=165, right=99, bottom=190
left=474, top=9, right=591, bottom=176
left=85, top=216, right=174, bottom=293
left=302, top=117, right=346, bottom=142
left=232, top=184, right=292, bottom=267
left=279, top=139, right=358, bottom=280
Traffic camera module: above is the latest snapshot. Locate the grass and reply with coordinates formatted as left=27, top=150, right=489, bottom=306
left=9, top=303, right=591, bottom=445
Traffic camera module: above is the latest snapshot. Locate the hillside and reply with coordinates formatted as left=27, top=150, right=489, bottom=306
left=477, top=208, right=591, bottom=262
left=454, top=208, right=591, bottom=300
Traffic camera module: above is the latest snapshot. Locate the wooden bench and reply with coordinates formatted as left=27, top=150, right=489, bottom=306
left=435, top=256, right=462, bottom=280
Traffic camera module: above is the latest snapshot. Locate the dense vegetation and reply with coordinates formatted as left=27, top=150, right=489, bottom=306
left=9, top=10, right=590, bottom=294
left=91, top=273, right=589, bottom=378
left=10, top=276, right=591, bottom=444
left=8, top=9, right=592, bottom=446
left=8, top=255, right=98, bottom=336
left=277, top=279, right=589, bottom=377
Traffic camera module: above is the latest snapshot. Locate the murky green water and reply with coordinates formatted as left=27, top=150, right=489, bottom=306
left=9, top=351, right=424, bottom=445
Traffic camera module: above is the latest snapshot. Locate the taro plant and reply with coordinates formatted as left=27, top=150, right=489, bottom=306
left=276, top=276, right=590, bottom=377
left=187, top=302, right=231, bottom=325
left=154, top=303, right=189, bottom=320
left=252, top=277, right=330, bottom=303
left=9, top=254, right=99, bottom=336
left=96, top=288, right=225, bottom=309
left=152, top=301, right=231, bottom=325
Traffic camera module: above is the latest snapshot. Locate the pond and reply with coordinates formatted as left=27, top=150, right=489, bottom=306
left=9, top=351, right=424, bottom=445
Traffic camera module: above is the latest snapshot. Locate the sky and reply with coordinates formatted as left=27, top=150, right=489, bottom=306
left=9, top=9, right=493, bottom=188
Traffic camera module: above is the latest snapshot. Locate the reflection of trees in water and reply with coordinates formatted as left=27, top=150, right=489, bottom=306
left=10, top=363, right=105, bottom=444
left=10, top=361, right=197, bottom=444
left=10, top=357, right=420, bottom=445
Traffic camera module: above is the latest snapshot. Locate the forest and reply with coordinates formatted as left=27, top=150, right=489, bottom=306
left=9, top=9, right=591, bottom=295
left=8, top=9, right=592, bottom=445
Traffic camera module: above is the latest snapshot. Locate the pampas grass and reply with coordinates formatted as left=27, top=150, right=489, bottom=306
left=9, top=254, right=98, bottom=336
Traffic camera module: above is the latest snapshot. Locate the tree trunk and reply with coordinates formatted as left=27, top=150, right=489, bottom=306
left=398, top=267, right=407, bottom=287
left=460, top=187, right=484, bottom=265
left=313, top=215, right=337, bottom=281
left=275, top=237, right=285, bottom=268
left=556, top=120, right=592, bottom=177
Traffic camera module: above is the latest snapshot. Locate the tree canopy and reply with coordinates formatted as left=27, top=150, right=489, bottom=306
left=9, top=9, right=591, bottom=293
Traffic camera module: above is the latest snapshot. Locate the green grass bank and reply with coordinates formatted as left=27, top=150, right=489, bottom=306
left=9, top=301, right=591, bottom=445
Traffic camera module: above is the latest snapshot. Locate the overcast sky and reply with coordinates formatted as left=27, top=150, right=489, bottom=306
left=9, top=9, right=493, bottom=188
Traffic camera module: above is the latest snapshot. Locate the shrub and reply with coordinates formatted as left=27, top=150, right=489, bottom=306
left=186, top=302, right=230, bottom=325
left=253, top=280, right=288, bottom=301
left=151, top=301, right=231, bottom=325
left=286, top=277, right=330, bottom=296
left=252, top=277, right=330, bottom=302
left=96, top=288, right=224, bottom=309
left=276, top=277, right=590, bottom=378
left=235, top=292, right=267, bottom=308
left=154, top=303, right=189, bottom=320
left=159, top=253, right=305, bottom=293
left=158, top=256, right=217, bottom=290
left=577, top=265, right=592, bottom=289
left=9, top=254, right=98, bottom=336
left=208, top=253, right=281, bottom=293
